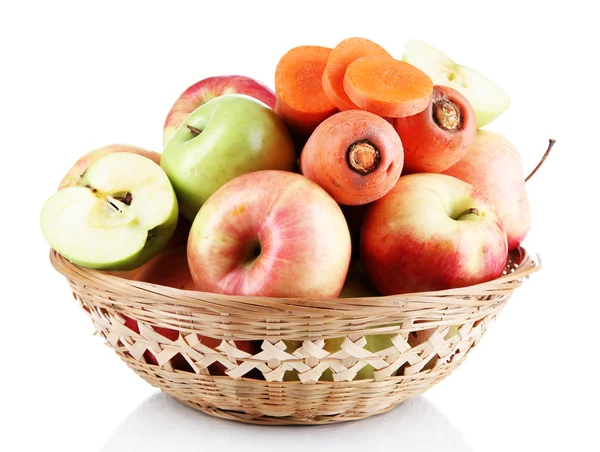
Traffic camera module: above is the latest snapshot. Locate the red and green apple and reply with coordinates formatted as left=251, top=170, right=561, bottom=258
left=443, top=130, right=530, bottom=250
left=361, top=173, right=508, bottom=295
left=41, top=153, right=178, bottom=270
left=163, top=75, right=276, bottom=145
left=161, top=94, right=296, bottom=221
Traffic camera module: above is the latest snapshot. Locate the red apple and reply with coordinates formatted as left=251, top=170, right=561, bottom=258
left=443, top=130, right=530, bottom=250
left=361, top=173, right=508, bottom=295
left=163, top=75, right=276, bottom=144
left=187, top=170, right=351, bottom=298
left=134, top=246, right=196, bottom=290
left=58, top=144, right=161, bottom=190
left=127, top=246, right=258, bottom=373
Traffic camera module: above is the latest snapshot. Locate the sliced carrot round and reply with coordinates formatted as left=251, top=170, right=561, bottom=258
left=274, top=45, right=337, bottom=139
left=343, top=57, right=433, bottom=118
left=322, top=37, right=392, bottom=111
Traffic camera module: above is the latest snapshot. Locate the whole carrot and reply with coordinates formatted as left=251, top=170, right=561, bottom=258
left=300, top=110, right=404, bottom=205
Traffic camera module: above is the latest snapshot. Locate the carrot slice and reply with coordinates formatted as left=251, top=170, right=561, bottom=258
left=323, top=37, right=392, bottom=111
left=274, top=45, right=337, bottom=140
left=343, top=57, right=433, bottom=118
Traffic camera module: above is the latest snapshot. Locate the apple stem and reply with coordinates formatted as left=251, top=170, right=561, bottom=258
left=456, top=207, right=480, bottom=220
left=525, top=139, right=556, bottom=182
left=186, top=124, right=202, bottom=136
left=347, top=140, right=380, bottom=175
left=433, top=100, right=461, bottom=131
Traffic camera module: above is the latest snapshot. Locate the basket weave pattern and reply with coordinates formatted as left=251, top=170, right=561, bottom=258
left=51, top=247, right=538, bottom=425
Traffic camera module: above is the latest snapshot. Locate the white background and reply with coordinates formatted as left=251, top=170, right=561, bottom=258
left=1, top=1, right=598, bottom=451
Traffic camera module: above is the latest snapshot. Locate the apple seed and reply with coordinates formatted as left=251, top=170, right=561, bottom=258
left=114, top=192, right=133, bottom=206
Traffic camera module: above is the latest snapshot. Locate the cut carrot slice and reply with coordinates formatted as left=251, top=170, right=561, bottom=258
left=343, top=57, right=433, bottom=118
left=274, top=45, right=338, bottom=140
left=323, top=37, right=392, bottom=111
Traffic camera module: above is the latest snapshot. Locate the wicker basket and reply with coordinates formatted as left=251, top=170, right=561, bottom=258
left=50, top=247, right=539, bottom=425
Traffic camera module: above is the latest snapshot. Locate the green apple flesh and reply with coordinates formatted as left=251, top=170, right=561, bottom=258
left=283, top=334, right=395, bottom=382
left=402, top=40, right=510, bottom=128
left=58, top=144, right=161, bottom=190
left=41, top=153, right=178, bottom=270
left=161, top=94, right=296, bottom=221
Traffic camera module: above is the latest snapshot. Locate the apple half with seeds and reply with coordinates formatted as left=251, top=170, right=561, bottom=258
left=402, top=40, right=510, bottom=128
left=41, top=152, right=178, bottom=270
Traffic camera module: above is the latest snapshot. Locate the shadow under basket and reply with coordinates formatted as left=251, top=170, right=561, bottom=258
left=50, top=247, right=539, bottom=425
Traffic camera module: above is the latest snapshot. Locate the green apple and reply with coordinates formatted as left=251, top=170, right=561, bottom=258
left=161, top=94, right=296, bottom=221
left=41, top=152, right=178, bottom=270
left=283, top=264, right=395, bottom=381
left=402, top=40, right=510, bottom=128
left=282, top=334, right=396, bottom=382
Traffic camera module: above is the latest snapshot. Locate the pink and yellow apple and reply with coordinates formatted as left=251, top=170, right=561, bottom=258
left=361, top=173, right=508, bottom=295
left=58, top=144, right=161, bottom=190
left=443, top=130, right=530, bottom=250
left=163, top=75, right=276, bottom=144
left=187, top=170, right=351, bottom=298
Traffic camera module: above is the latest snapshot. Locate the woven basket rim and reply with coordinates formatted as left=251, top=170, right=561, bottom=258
left=50, top=246, right=540, bottom=315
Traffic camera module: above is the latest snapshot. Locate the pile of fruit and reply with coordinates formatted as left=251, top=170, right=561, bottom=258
left=41, top=38, right=549, bottom=379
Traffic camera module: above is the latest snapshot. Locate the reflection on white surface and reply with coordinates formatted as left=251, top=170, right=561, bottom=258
left=101, top=392, right=471, bottom=452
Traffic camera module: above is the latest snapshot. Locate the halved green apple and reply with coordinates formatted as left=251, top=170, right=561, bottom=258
left=402, top=40, right=510, bottom=128
left=41, top=152, right=178, bottom=270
